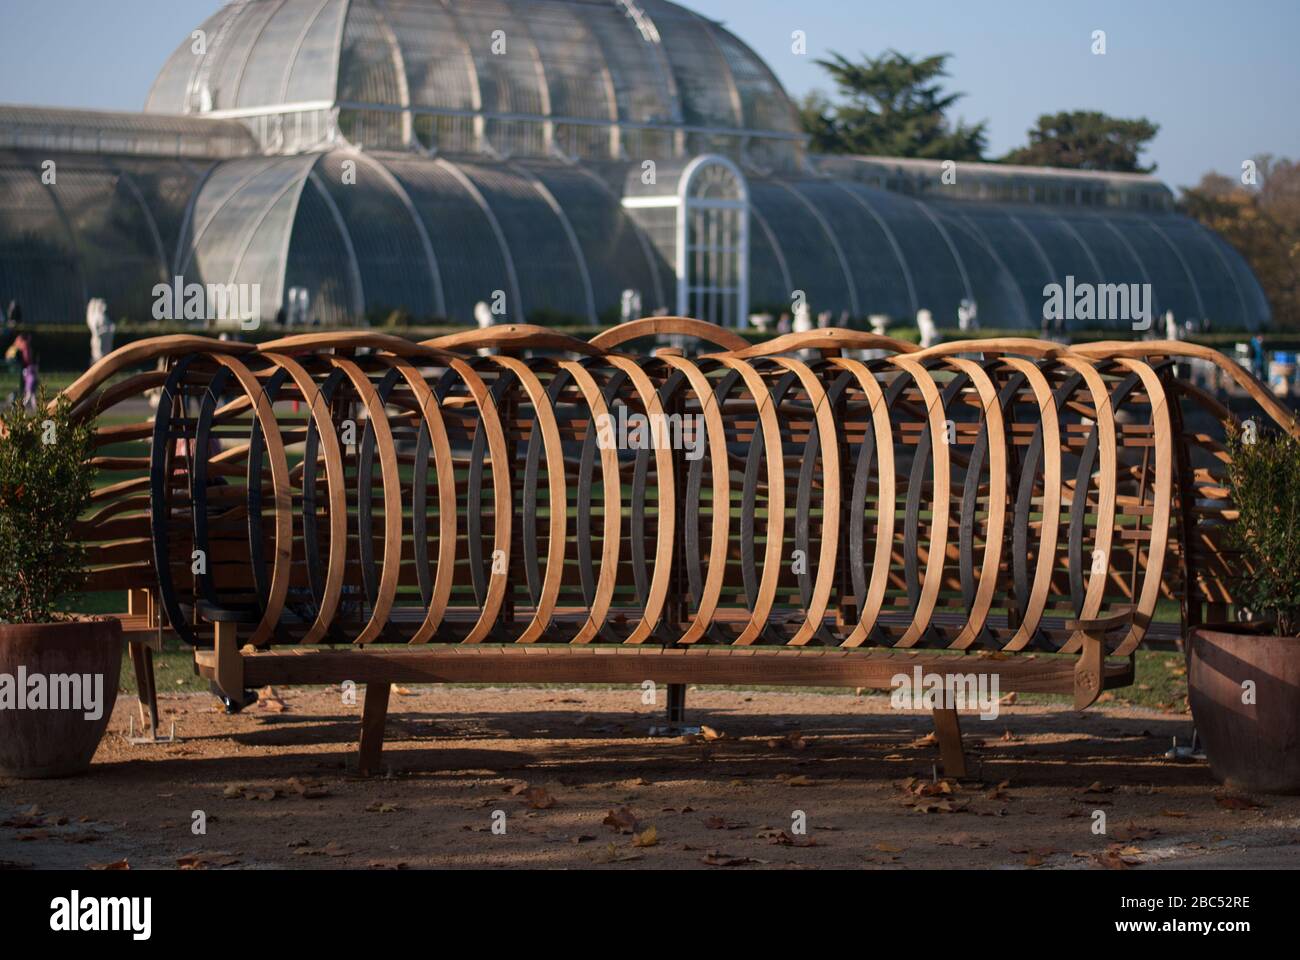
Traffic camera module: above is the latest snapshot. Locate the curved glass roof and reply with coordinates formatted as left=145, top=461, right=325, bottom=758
left=0, top=145, right=1268, bottom=331
left=145, top=0, right=804, bottom=158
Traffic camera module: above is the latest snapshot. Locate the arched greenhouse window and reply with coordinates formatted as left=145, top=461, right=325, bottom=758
left=677, top=155, right=749, bottom=327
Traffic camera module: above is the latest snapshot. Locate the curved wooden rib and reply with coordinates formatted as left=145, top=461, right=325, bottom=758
left=1000, top=358, right=1062, bottom=651
left=605, top=356, right=677, bottom=644
left=447, top=358, right=512, bottom=644
left=259, top=331, right=455, bottom=363
left=913, top=338, right=1073, bottom=361
left=558, top=361, right=623, bottom=644
left=489, top=356, right=567, bottom=643
left=1073, top=340, right=1299, bottom=437
left=425, top=325, right=605, bottom=357
left=589, top=316, right=751, bottom=353
left=1057, top=357, right=1119, bottom=655
left=654, top=356, right=731, bottom=645
left=889, top=356, right=949, bottom=648
left=715, top=357, right=785, bottom=646
left=1111, top=358, right=1172, bottom=656
left=768, top=357, right=841, bottom=647
left=327, top=357, right=403, bottom=645
left=941, top=357, right=1006, bottom=649
left=377, top=355, right=458, bottom=644
left=211, top=354, right=293, bottom=648
left=58, top=335, right=254, bottom=409
left=711, top=328, right=919, bottom=360
left=828, top=358, right=896, bottom=648
left=263, top=354, right=347, bottom=645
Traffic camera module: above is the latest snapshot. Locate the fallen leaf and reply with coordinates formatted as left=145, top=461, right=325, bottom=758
left=595, top=843, right=643, bottom=864
left=632, top=826, right=658, bottom=848
left=702, top=816, right=748, bottom=831
left=700, top=851, right=762, bottom=867
left=86, top=860, right=130, bottom=871
left=365, top=801, right=400, bottom=814
left=1215, top=795, right=1264, bottom=811
left=603, top=807, right=639, bottom=834
left=176, top=851, right=241, bottom=870
left=519, top=787, right=556, bottom=810
left=700, top=725, right=726, bottom=741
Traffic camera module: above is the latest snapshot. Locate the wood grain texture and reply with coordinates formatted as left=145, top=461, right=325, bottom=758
left=64, top=319, right=1256, bottom=692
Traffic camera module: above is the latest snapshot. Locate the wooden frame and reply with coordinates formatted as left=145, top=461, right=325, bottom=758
left=60, top=322, right=1291, bottom=773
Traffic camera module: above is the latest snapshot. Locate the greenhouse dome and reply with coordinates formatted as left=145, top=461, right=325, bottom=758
left=0, top=0, right=1271, bottom=331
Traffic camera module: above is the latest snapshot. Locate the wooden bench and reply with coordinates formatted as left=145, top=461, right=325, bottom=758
left=61, top=319, right=1297, bottom=775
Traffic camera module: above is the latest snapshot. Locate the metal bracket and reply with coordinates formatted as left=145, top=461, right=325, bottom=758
left=126, top=715, right=178, bottom=745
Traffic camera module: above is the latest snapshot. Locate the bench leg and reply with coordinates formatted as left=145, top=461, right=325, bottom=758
left=212, top=620, right=244, bottom=702
left=931, top=708, right=968, bottom=779
left=1073, top=632, right=1105, bottom=710
left=358, top=683, right=392, bottom=777
left=666, top=683, right=687, bottom=725
left=128, top=640, right=160, bottom=735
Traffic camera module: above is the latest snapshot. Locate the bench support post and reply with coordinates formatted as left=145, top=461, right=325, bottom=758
left=1073, top=632, right=1105, bottom=710
left=359, top=682, right=392, bottom=777
left=666, top=683, right=687, bottom=725
left=213, top=621, right=244, bottom=702
left=127, top=588, right=161, bottom=734
left=128, top=641, right=159, bottom=734
left=931, top=708, right=968, bottom=779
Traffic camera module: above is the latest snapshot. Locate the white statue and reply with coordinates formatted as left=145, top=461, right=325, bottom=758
left=793, top=302, right=814, bottom=334
left=474, top=300, right=496, bottom=356
left=865, top=314, right=891, bottom=361
left=1164, top=310, right=1179, bottom=342
left=86, top=298, right=114, bottom=363
left=917, top=309, right=939, bottom=348
left=958, top=298, right=978, bottom=332
left=620, top=289, right=643, bottom=324
left=749, top=313, right=773, bottom=333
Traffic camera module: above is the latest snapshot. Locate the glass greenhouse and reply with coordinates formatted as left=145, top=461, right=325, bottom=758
left=0, top=0, right=1270, bottom=330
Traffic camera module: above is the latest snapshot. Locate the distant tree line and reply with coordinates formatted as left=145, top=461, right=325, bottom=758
left=1183, top=159, right=1300, bottom=329
left=799, top=50, right=1159, bottom=171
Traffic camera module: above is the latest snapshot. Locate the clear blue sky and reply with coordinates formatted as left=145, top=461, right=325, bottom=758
left=1, top=0, right=1295, bottom=192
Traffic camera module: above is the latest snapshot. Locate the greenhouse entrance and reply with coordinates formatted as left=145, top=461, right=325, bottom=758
left=678, top=156, right=750, bottom=328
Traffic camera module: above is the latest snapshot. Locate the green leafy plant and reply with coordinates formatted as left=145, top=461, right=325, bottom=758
left=0, top=391, right=96, bottom=623
left=1225, top=420, right=1300, bottom=636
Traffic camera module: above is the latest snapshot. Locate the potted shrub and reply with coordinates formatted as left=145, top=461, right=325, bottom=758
left=1188, top=420, right=1300, bottom=793
left=0, top=392, right=119, bottom=778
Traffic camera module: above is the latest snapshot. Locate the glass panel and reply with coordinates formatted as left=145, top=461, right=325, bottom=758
left=748, top=180, right=851, bottom=316
left=367, top=0, right=478, bottom=111
left=640, top=0, right=740, bottom=129
left=455, top=159, right=587, bottom=323
left=285, top=0, right=350, bottom=104
left=523, top=161, right=660, bottom=321
left=336, top=0, right=405, bottom=109
left=380, top=156, right=513, bottom=324
left=933, top=206, right=1031, bottom=328
left=862, top=188, right=965, bottom=326
left=283, top=179, right=357, bottom=326
left=792, top=180, right=913, bottom=321
left=313, top=153, right=439, bottom=322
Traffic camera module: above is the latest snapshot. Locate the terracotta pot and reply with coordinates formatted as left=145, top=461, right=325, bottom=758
left=1188, top=624, right=1300, bottom=794
left=0, top=619, right=122, bottom=778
